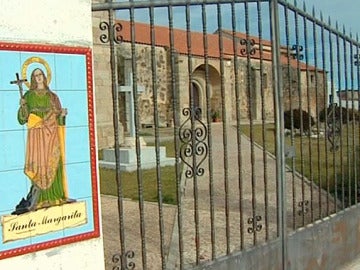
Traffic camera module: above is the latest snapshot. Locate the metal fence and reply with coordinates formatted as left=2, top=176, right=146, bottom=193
left=92, top=0, right=360, bottom=269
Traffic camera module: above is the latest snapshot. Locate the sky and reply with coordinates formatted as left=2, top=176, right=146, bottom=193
left=115, top=0, right=359, bottom=38
left=302, top=0, right=360, bottom=38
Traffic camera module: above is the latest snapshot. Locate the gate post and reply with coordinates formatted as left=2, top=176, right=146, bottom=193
left=270, top=0, right=287, bottom=269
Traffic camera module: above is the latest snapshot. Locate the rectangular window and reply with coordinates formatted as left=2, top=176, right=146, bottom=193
left=262, top=73, right=268, bottom=88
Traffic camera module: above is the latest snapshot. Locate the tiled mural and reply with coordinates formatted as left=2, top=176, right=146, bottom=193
left=0, top=43, right=99, bottom=258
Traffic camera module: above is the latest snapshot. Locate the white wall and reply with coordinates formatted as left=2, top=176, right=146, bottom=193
left=1, top=239, right=105, bottom=270
left=0, top=0, right=92, bottom=46
left=0, top=1, right=105, bottom=269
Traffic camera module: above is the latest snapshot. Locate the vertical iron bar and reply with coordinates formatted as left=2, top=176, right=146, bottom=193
left=201, top=2, right=216, bottom=260
left=328, top=19, right=338, bottom=213
left=129, top=2, right=147, bottom=268
left=320, top=13, right=330, bottom=216
left=107, top=2, right=127, bottom=267
left=293, top=3, right=306, bottom=227
left=349, top=36, right=356, bottom=206
left=167, top=5, right=184, bottom=269
left=270, top=0, right=287, bottom=269
left=244, top=0, right=258, bottom=246
left=283, top=3, right=297, bottom=230
left=231, top=0, right=245, bottom=250
left=335, top=22, right=345, bottom=209
left=216, top=2, right=231, bottom=254
left=256, top=0, right=269, bottom=241
left=343, top=27, right=351, bottom=207
left=311, top=7, right=322, bottom=220
left=302, top=4, right=314, bottom=222
left=356, top=38, right=360, bottom=205
left=149, top=6, right=166, bottom=269
left=185, top=3, right=200, bottom=265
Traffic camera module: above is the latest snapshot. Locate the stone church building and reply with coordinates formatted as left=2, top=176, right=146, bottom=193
left=92, top=14, right=327, bottom=150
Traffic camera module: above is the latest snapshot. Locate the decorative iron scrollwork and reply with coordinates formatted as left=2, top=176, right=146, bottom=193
left=112, top=251, right=135, bottom=270
left=326, top=103, right=341, bottom=152
left=247, top=215, right=262, bottom=234
left=354, top=54, right=360, bottom=66
left=289, top=44, right=304, bottom=60
left=297, top=200, right=309, bottom=216
left=239, top=38, right=256, bottom=56
left=99, top=21, right=123, bottom=44
left=179, top=107, right=208, bottom=178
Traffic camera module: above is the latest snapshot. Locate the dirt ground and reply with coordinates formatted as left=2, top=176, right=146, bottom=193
left=101, top=195, right=177, bottom=270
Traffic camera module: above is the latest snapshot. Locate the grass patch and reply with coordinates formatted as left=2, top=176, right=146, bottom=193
left=99, top=130, right=178, bottom=204
left=99, top=165, right=178, bottom=204
left=240, top=123, right=360, bottom=194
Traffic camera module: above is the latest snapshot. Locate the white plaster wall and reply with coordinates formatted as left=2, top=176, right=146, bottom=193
left=0, top=1, right=105, bottom=269
left=0, top=0, right=92, bottom=46
left=0, top=239, right=105, bottom=270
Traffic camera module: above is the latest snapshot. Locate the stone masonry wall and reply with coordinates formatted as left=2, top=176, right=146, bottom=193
left=282, top=66, right=327, bottom=117
left=93, top=37, right=326, bottom=148
left=116, top=43, right=171, bottom=127
left=92, top=6, right=124, bottom=149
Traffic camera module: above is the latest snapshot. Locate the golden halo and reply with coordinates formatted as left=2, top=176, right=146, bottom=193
left=21, top=57, right=52, bottom=89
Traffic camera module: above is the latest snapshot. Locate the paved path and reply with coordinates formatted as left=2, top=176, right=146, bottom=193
left=101, top=196, right=176, bottom=270
left=166, top=123, right=336, bottom=268
left=101, top=123, right=337, bottom=270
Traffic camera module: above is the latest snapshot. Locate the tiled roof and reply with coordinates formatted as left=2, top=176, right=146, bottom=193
left=116, top=20, right=319, bottom=71
left=117, top=20, right=232, bottom=59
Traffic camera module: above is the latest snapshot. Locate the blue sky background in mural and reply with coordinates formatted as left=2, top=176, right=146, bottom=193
left=115, top=0, right=360, bottom=92
left=0, top=50, right=94, bottom=251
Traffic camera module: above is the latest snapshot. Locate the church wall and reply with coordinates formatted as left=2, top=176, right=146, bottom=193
left=228, top=58, right=275, bottom=122
left=116, top=43, right=172, bottom=127
left=282, top=67, right=327, bottom=118
left=92, top=3, right=125, bottom=149
left=92, top=36, right=327, bottom=149
left=229, top=58, right=326, bottom=122
left=237, top=62, right=253, bottom=120
left=173, top=55, right=191, bottom=121
left=115, top=44, right=235, bottom=130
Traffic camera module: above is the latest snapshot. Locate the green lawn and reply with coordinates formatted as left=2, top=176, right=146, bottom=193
left=99, top=137, right=179, bottom=204
left=99, top=165, right=178, bottom=204
left=240, top=123, right=360, bottom=194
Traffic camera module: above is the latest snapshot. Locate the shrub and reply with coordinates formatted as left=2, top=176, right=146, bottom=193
left=284, top=109, right=315, bottom=132
left=319, top=105, right=359, bottom=123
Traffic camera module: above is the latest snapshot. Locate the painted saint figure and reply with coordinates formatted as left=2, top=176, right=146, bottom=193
left=13, top=68, right=73, bottom=214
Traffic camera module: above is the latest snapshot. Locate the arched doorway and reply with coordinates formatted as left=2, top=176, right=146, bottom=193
left=191, top=81, right=201, bottom=113
left=191, top=64, right=221, bottom=121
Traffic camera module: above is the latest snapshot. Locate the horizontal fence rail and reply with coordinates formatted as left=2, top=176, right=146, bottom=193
left=92, top=0, right=360, bottom=269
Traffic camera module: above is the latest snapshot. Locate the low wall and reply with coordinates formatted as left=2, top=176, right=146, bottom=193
left=192, top=205, right=360, bottom=270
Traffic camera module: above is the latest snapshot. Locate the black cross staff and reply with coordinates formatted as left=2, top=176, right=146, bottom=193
left=10, top=73, right=27, bottom=98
